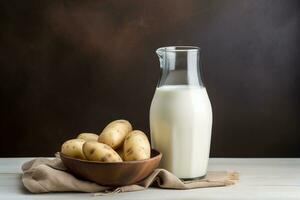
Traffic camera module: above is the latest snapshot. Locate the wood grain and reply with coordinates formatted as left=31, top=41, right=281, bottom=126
left=1, top=158, right=300, bottom=199
left=60, top=149, right=162, bottom=186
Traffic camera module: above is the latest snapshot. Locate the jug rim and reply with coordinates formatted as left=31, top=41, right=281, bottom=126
left=156, top=46, right=200, bottom=53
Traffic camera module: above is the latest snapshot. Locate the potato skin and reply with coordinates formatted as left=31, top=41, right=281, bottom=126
left=98, top=119, right=132, bottom=149
left=83, top=141, right=122, bottom=162
left=61, top=139, right=86, bottom=159
left=77, top=133, right=98, bottom=141
left=123, top=130, right=151, bottom=161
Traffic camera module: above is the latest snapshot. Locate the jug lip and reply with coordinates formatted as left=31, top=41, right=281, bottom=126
left=156, top=46, right=200, bottom=52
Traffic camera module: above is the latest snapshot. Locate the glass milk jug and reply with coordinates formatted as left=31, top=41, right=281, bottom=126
left=150, top=46, right=213, bottom=179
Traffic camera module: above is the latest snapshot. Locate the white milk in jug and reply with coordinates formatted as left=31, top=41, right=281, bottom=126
left=150, top=85, right=212, bottom=178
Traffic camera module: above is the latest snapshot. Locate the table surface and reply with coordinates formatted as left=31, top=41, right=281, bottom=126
left=0, top=158, right=299, bottom=200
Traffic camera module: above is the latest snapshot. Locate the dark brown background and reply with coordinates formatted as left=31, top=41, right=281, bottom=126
left=0, top=0, right=299, bottom=157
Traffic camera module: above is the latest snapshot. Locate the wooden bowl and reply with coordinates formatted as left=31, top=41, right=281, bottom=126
left=60, top=149, right=162, bottom=186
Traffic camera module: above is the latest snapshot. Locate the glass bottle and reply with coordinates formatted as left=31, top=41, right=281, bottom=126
left=150, top=46, right=213, bottom=179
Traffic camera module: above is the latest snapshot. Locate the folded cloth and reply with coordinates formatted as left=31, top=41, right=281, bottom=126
left=22, top=158, right=239, bottom=195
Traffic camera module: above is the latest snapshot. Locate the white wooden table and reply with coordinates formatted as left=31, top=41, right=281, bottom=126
left=0, top=158, right=299, bottom=199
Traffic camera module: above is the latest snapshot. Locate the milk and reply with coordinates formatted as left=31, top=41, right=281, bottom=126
left=150, top=85, right=212, bottom=178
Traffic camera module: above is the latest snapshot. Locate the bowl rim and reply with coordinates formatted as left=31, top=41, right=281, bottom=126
left=60, top=149, right=162, bottom=164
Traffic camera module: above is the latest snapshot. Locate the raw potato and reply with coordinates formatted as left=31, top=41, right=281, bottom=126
left=61, top=139, right=86, bottom=159
left=83, top=141, right=122, bottom=162
left=77, top=133, right=98, bottom=141
left=98, top=119, right=132, bottom=149
left=124, top=130, right=151, bottom=161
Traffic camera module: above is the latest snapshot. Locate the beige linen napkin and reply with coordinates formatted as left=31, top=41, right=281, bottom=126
left=22, top=158, right=239, bottom=195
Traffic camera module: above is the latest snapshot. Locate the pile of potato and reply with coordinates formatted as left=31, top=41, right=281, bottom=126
left=61, top=120, right=151, bottom=162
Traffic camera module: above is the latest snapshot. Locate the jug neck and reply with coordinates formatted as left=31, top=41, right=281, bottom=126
left=156, top=46, right=204, bottom=87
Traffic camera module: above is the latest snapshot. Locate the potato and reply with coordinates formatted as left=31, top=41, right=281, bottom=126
left=98, top=119, right=132, bottom=149
left=123, top=130, right=151, bottom=161
left=83, top=141, right=122, bottom=162
left=61, top=139, right=86, bottom=159
left=77, top=133, right=98, bottom=141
